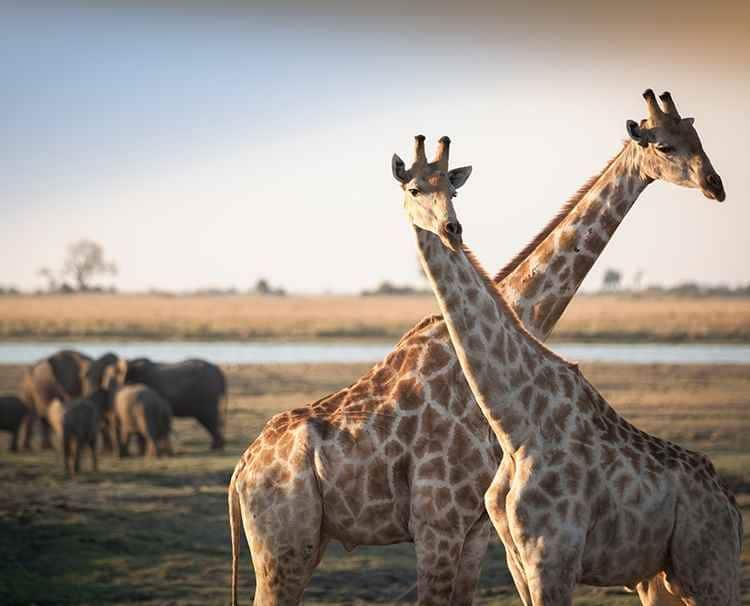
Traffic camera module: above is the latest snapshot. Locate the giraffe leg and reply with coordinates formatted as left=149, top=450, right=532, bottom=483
left=667, top=500, right=742, bottom=606
left=450, top=513, right=492, bottom=605
left=237, top=472, right=324, bottom=606
left=484, top=461, right=532, bottom=605
left=636, top=572, right=687, bottom=606
left=524, top=564, right=576, bottom=606
left=414, top=523, right=463, bottom=606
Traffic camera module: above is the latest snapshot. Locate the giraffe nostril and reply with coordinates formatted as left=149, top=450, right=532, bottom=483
left=445, top=221, right=462, bottom=236
left=707, top=174, right=722, bottom=188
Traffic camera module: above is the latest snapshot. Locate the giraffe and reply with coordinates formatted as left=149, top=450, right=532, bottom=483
left=228, top=90, right=727, bottom=605
left=399, top=135, right=742, bottom=605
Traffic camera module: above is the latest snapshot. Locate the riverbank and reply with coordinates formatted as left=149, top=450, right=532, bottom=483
left=1, top=293, right=749, bottom=343
left=0, top=362, right=748, bottom=604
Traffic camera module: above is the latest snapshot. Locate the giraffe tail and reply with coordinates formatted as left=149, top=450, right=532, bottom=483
left=228, top=473, right=242, bottom=606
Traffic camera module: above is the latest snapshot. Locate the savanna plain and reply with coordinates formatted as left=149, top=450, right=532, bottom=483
left=1, top=293, right=750, bottom=342
left=0, top=361, right=748, bottom=605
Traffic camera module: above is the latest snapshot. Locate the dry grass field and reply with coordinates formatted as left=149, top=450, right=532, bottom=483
left=0, top=362, right=748, bottom=605
left=1, top=293, right=749, bottom=342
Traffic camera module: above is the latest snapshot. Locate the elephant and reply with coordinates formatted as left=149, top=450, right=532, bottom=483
left=125, top=358, right=226, bottom=450
left=82, top=353, right=126, bottom=452
left=47, top=396, right=103, bottom=477
left=111, top=384, right=172, bottom=458
left=0, top=395, right=31, bottom=452
left=20, top=349, right=92, bottom=449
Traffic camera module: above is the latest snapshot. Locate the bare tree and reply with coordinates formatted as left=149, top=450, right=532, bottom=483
left=602, top=268, right=622, bottom=291
left=61, top=239, right=117, bottom=291
left=37, top=267, right=58, bottom=292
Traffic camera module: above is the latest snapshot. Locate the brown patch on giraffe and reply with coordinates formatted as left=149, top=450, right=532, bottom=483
left=368, top=459, right=393, bottom=501
left=522, top=271, right=544, bottom=299
left=490, top=331, right=507, bottom=364
left=509, top=366, right=529, bottom=389
left=521, top=345, right=540, bottom=376
left=600, top=209, right=619, bottom=236
left=539, top=471, right=563, bottom=498
left=401, top=347, right=422, bottom=372
left=553, top=403, right=573, bottom=429
left=524, top=487, right=551, bottom=509
left=585, top=231, right=605, bottom=254
left=422, top=341, right=451, bottom=377
left=418, top=456, right=447, bottom=481
left=384, top=439, right=403, bottom=458
left=370, top=365, right=395, bottom=389
left=435, top=486, right=452, bottom=511
left=447, top=423, right=470, bottom=467
left=455, top=484, right=480, bottom=511
left=531, top=392, right=548, bottom=418
left=372, top=413, right=395, bottom=444
left=386, top=348, right=406, bottom=371
left=395, top=415, right=418, bottom=445
left=534, top=366, right=557, bottom=393
left=466, top=333, right=484, bottom=354
left=393, top=378, right=423, bottom=411
left=549, top=256, right=567, bottom=274
left=572, top=254, right=593, bottom=282
left=506, top=337, right=519, bottom=364
left=584, top=467, right=601, bottom=499
left=563, top=461, right=581, bottom=493
left=544, top=448, right=565, bottom=467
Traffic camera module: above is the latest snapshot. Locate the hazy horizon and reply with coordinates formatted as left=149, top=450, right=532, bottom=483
left=3, top=1, right=749, bottom=294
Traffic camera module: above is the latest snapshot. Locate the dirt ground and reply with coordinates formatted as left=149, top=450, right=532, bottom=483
left=0, top=362, right=748, bottom=605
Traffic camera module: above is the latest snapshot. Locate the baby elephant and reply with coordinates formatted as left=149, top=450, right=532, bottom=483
left=113, top=384, right=172, bottom=458
left=0, top=395, right=31, bottom=452
left=48, top=398, right=100, bottom=477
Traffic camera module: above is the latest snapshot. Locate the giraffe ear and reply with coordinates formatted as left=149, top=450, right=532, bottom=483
left=448, top=165, right=472, bottom=189
left=392, top=154, right=408, bottom=183
left=626, top=120, right=654, bottom=147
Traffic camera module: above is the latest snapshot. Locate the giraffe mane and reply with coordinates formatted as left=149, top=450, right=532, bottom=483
left=462, top=244, right=576, bottom=368
left=492, top=142, right=630, bottom=283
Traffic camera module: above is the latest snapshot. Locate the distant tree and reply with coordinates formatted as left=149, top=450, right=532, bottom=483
left=253, top=278, right=286, bottom=297
left=602, top=268, right=622, bottom=291
left=37, top=267, right=59, bottom=292
left=61, top=239, right=117, bottom=292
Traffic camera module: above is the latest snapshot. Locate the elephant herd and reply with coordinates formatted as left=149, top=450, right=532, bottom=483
left=0, top=349, right=227, bottom=476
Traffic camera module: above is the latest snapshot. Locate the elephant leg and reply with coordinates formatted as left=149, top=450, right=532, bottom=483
left=21, top=411, right=35, bottom=450
left=10, top=428, right=19, bottom=452
left=90, top=437, right=98, bottom=472
left=74, top=439, right=82, bottom=474
left=197, top=410, right=223, bottom=450
left=146, top=437, right=158, bottom=458
left=116, top=420, right=128, bottom=458
left=63, top=434, right=73, bottom=478
left=136, top=434, right=147, bottom=456
left=41, top=417, right=54, bottom=450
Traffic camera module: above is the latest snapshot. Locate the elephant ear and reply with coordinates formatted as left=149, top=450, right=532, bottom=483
left=86, top=353, right=120, bottom=394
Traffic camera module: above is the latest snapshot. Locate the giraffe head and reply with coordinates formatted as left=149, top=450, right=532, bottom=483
left=626, top=89, right=725, bottom=201
left=392, top=135, right=472, bottom=251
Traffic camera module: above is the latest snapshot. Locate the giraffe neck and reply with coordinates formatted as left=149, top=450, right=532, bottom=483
left=497, top=141, right=651, bottom=340
left=416, top=227, right=568, bottom=454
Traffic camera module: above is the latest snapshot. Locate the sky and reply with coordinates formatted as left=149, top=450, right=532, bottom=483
left=2, top=1, right=749, bottom=293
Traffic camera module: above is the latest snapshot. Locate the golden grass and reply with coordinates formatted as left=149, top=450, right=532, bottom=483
left=1, top=293, right=749, bottom=342
left=0, top=362, right=748, bottom=604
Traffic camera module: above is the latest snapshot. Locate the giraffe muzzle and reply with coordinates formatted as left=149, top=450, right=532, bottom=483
left=440, top=221, right=463, bottom=251
left=703, top=173, right=725, bottom=202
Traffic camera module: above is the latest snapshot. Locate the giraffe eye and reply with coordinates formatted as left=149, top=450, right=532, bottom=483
left=409, top=188, right=420, bottom=196
left=656, top=144, right=675, bottom=154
